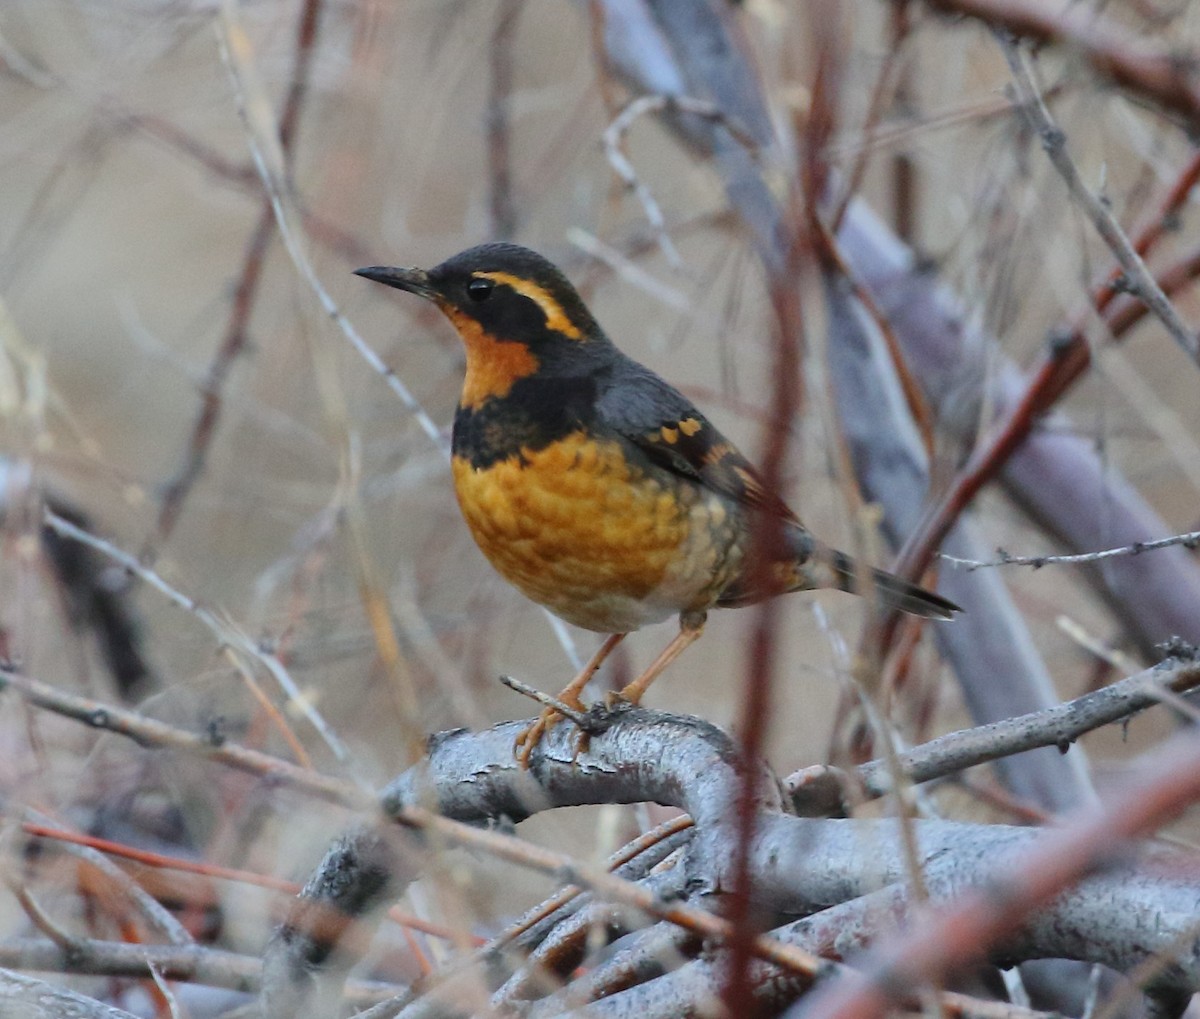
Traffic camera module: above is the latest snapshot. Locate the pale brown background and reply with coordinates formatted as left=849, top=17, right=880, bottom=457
left=2, top=0, right=1198, bottom=945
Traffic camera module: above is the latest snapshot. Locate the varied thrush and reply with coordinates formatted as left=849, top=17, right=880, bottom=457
left=355, top=244, right=958, bottom=764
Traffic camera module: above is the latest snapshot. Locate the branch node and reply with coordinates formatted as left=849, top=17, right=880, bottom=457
left=1046, top=327, right=1078, bottom=358
left=1156, top=637, right=1200, bottom=663
left=207, top=717, right=228, bottom=747
left=1040, top=125, right=1066, bottom=154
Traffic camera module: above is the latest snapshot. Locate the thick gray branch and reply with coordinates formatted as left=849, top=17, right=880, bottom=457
left=790, top=655, right=1200, bottom=812
left=382, top=708, right=782, bottom=831
left=0, top=969, right=140, bottom=1019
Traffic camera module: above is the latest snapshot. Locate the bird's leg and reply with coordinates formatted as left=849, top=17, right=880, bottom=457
left=611, top=611, right=706, bottom=706
left=515, top=631, right=627, bottom=768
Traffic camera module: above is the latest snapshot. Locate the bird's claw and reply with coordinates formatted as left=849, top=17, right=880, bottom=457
left=514, top=699, right=591, bottom=769
left=608, top=687, right=643, bottom=709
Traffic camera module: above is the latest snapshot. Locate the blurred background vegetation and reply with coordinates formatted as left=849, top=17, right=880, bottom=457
left=2, top=1, right=1200, bottom=1012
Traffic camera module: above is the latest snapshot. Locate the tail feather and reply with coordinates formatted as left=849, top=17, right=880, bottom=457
left=829, top=549, right=960, bottom=620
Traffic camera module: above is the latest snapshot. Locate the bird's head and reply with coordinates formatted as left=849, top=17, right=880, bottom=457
left=355, top=243, right=610, bottom=410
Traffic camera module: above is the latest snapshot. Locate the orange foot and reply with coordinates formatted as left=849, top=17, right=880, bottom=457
left=514, top=696, right=589, bottom=769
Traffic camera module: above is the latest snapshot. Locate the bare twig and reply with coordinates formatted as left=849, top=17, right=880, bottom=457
left=0, top=969, right=141, bottom=1019
left=0, top=936, right=400, bottom=1003
left=0, top=664, right=367, bottom=807
left=216, top=2, right=586, bottom=693
left=488, top=0, right=521, bottom=239
left=498, top=674, right=593, bottom=726
left=0, top=937, right=396, bottom=999
left=375, top=819, right=694, bottom=1018
left=146, top=963, right=183, bottom=1019
left=1, top=667, right=819, bottom=988
left=492, top=814, right=693, bottom=956
left=1002, top=38, right=1199, bottom=364
left=8, top=880, right=79, bottom=954
left=215, top=14, right=444, bottom=452
left=915, top=0, right=1200, bottom=133
left=941, top=529, right=1200, bottom=571
left=43, top=508, right=356, bottom=766
left=803, top=729, right=1200, bottom=1019
left=829, top=6, right=913, bottom=233
left=603, top=94, right=758, bottom=271
left=788, top=654, right=1200, bottom=810
left=16, top=647, right=1200, bottom=1013
left=574, top=889, right=1053, bottom=1019
left=153, top=0, right=327, bottom=546
left=20, top=809, right=193, bottom=948
left=567, top=227, right=690, bottom=311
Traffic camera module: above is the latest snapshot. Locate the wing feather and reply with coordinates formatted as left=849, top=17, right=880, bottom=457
left=594, top=361, right=797, bottom=521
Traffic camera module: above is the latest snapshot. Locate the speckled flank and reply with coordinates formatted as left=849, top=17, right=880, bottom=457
left=451, top=431, right=744, bottom=632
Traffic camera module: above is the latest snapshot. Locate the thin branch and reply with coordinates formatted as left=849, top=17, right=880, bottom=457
left=0, top=969, right=141, bottom=1019
left=374, top=820, right=694, bottom=1018
left=215, top=14, right=444, bottom=452
left=43, top=508, right=355, bottom=766
left=802, top=730, right=1200, bottom=1019
left=915, top=0, right=1200, bottom=133
left=0, top=665, right=367, bottom=808
left=887, top=183, right=1200, bottom=601
left=17, top=650, right=1200, bottom=1012
left=0, top=938, right=395, bottom=999
left=488, top=0, right=521, bottom=239
left=153, top=0, right=327, bottom=547
left=8, top=880, right=80, bottom=954
left=572, top=889, right=1054, bottom=1019
left=1002, top=37, right=1199, bottom=364
left=146, top=963, right=183, bottom=1019
left=787, top=653, right=1200, bottom=811
left=829, top=5, right=913, bottom=233
left=603, top=94, right=759, bottom=271
left=21, top=815, right=465, bottom=951
left=215, top=3, right=586, bottom=689
left=940, top=529, right=1200, bottom=571
left=498, top=674, right=594, bottom=726
left=567, top=227, right=690, bottom=311
left=25, top=936, right=239, bottom=987
left=21, top=810, right=193, bottom=948
left=1, top=665, right=820, bottom=987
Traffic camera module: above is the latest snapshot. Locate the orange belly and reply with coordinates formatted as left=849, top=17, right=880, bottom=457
left=451, top=432, right=740, bottom=632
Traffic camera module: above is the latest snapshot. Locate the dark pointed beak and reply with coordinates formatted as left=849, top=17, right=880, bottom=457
left=353, top=265, right=438, bottom=301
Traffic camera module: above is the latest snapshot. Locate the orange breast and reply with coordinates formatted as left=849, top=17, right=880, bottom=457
left=451, top=432, right=741, bottom=632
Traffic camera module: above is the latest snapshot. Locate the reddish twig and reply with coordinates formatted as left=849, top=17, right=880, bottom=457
left=488, top=0, right=521, bottom=239
left=803, top=731, right=1200, bottom=1019
left=914, top=0, right=1200, bottom=133
left=723, top=44, right=830, bottom=1005
left=891, top=152, right=1200, bottom=589
left=1003, top=38, right=1198, bottom=363
left=152, top=0, right=325, bottom=548
left=829, top=1, right=914, bottom=234
left=887, top=2, right=918, bottom=245
left=21, top=815, right=470, bottom=946
left=153, top=205, right=273, bottom=546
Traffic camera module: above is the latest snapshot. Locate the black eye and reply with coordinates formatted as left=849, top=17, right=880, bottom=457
left=467, top=278, right=494, bottom=302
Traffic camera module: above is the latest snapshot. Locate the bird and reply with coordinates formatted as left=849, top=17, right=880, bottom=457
left=354, top=243, right=959, bottom=765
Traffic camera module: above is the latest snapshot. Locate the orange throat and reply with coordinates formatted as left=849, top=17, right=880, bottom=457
left=440, top=304, right=539, bottom=410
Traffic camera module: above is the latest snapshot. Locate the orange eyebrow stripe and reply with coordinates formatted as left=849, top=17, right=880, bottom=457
left=475, top=271, right=583, bottom=340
